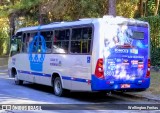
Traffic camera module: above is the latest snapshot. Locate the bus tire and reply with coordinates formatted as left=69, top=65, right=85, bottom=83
left=14, top=73, right=23, bottom=85
left=53, top=77, right=66, bottom=96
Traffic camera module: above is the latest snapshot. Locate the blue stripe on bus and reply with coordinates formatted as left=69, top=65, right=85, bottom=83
left=18, top=70, right=90, bottom=83
left=73, top=78, right=87, bottom=83
left=18, top=70, right=51, bottom=77
left=62, top=76, right=88, bottom=83
left=61, top=76, right=71, bottom=80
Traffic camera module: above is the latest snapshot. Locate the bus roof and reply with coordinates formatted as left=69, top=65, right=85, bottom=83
left=16, top=15, right=148, bottom=33
left=16, top=19, right=96, bottom=33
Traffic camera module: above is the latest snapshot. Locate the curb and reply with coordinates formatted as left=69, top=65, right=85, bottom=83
left=127, top=93, right=160, bottom=103
left=0, top=69, right=8, bottom=73
left=112, top=92, right=160, bottom=103
left=0, top=65, right=7, bottom=68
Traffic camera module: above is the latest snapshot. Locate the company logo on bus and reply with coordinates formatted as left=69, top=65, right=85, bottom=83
left=138, top=61, right=144, bottom=69
left=122, top=59, right=129, bottom=65
left=130, top=49, right=138, bottom=54
left=115, top=49, right=129, bottom=53
left=29, top=32, right=46, bottom=72
left=131, top=60, right=138, bottom=64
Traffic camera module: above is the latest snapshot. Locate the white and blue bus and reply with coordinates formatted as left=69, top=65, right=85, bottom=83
left=8, top=15, right=150, bottom=96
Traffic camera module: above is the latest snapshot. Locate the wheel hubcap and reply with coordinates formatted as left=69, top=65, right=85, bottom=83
left=55, top=79, right=61, bottom=94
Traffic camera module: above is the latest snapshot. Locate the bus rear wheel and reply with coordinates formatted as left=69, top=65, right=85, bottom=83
left=14, top=73, right=23, bottom=85
left=53, top=77, right=68, bottom=97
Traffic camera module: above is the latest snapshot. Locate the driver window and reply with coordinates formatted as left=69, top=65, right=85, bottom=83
left=10, top=38, right=22, bottom=56
left=10, top=32, right=22, bottom=56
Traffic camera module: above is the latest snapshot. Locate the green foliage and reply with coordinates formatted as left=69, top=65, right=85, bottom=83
left=116, top=0, right=139, bottom=18
left=147, top=0, right=156, bottom=15
left=46, top=0, right=108, bottom=21
left=0, top=0, right=42, bottom=16
left=140, top=16, right=160, bottom=66
left=0, top=18, right=10, bottom=56
left=151, top=48, right=160, bottom=66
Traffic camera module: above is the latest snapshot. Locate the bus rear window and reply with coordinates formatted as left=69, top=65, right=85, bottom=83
left=132, top=31, right=144, bottom=39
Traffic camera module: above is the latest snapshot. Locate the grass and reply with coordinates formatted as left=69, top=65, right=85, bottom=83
left=147, top=70, right=160, bottom=95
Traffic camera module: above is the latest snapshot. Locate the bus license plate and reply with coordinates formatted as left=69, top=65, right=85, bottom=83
left=121, top=84, right=130, bottom=88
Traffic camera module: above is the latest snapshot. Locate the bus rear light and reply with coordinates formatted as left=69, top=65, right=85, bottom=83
left=146, top=70, right=150, bottom=78
left=95, top=58, right=104, bottom=79
left=98, top=67, right=103, bottom=72
left=146, top=59, right=150, bottom=78
left=148, top=59, right=151, bottom=68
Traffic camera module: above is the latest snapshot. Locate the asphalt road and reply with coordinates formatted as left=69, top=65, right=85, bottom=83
left=0, top=72, right=159, bottom=113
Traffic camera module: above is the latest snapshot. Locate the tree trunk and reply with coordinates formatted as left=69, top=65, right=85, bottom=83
left=144, top=0, right=148, bottom=17
left=154, top=0, right=160, bottom=16
left=140, top=0, right=144, bottom=17
left=39, top=5, right=43, bottom=25
left=108, top=0, right=116, bottom=16
left=8, top=13, right=15, bottom=37
left=9, top=0, right=15, bottom=37
left=0, top=0, right=3, bottom=4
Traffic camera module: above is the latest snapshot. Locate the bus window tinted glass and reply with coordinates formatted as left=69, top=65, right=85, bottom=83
left=71, top=27, right=92, bottom=54
left=23, top=31, right=53, bottom=53
left=22, top=33, right=26, bottom=52
left=53, top=29, right=70, bottom=53
left=41, top=31, right=53, bottom=53
left=26, top=33, right=37, bottom=53
left=41, top=31, right=53, bottom=41
left=132, top=31, right=144, bottom=39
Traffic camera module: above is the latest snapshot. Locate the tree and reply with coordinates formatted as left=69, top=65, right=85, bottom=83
left=0, top=0, right=42, bottom=33
left=144, top=0, right=148, bottom=17
left=154, top=0, right=160, bottom=15
left=139, top=0, right=144, bottom=17
left=116, top=0, right=139, bottom=18
left=108, top=0, right=116, bottom=16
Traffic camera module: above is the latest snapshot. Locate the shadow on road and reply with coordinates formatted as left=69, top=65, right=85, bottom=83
left=0, top=75, right=136, bottom=104
left=22, top=83, right=125, bottom=103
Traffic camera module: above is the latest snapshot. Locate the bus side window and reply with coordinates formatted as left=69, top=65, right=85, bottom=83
left=22, top=33, right=26, bottom=52
left=25, top=31, right=52, bottom=54
left=53, top=29, right=70, bottom=53
left=41, top=31, right=53, bottom=53
left=82, top=27, right=92, bottom=53
left=71, top=27, right=92, bottom=54
left=71, top=28, right=82, bottom=53
left=26, top=33, right=36, bottom=53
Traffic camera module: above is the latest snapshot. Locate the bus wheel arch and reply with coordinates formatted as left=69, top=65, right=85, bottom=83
left=11, top=67, right=17, bottom=78
left=51, top=73, right=62, bottom=86
left=51, top=73, right=69, bottom=96
left=11, top=67, right=23, bottom=85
